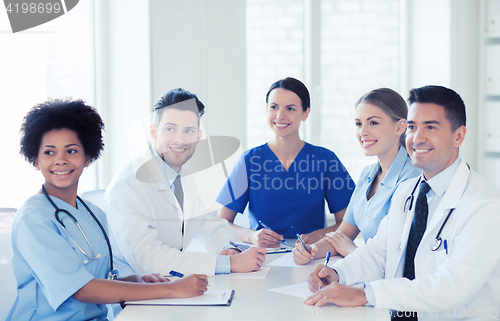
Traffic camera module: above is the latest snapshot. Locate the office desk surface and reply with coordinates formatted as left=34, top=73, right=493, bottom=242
left=115, top=253, right=390, bottom=321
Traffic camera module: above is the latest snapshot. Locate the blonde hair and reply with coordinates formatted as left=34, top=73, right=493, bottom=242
left=355, top=88, right=408, bottom=147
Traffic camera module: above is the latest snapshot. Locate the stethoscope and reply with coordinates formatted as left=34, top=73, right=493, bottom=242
left=403, top=178, right=455, bottom=252
left=42, top=185, right=117, bottom=280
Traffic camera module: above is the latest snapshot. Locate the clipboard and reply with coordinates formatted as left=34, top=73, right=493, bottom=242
left=125, top=290, right=235, bottom=306
left=266, top=246, right=292, bottom=254
left=231, top=242, right=292, bottom=254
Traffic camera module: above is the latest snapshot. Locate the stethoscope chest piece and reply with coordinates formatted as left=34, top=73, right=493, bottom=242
left=431, top=237, right=442, bottom=251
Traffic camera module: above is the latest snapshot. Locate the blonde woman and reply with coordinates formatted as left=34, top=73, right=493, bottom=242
left=293, top=88, right=420, bottom=264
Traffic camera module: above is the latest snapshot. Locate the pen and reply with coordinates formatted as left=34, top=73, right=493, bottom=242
left=258, top=220, right=273, bottom=230
left=169, top=270, right=210, bottom=287
left=259, top=220, right=272, bottom=231
left=169, top=270, right=184, bottom=278
left=291, top=226, right=312, bottom=255
left=444, top=239, right=448, bottom=255
left=229, top=241, right=246, bottom=252
left=319, top=252, right=331, bottom=289
left=324, top=251, right=331, bottom=267
left=259, top=220, right=291, bottom=246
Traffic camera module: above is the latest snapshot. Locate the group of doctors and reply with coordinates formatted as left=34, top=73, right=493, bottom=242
left=6, top=77, right=500, bottom=321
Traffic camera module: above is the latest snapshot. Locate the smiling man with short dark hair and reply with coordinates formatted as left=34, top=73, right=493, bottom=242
left=304, top=85, right=500, bottom=321
left=105, top=88, right=266, bottom=280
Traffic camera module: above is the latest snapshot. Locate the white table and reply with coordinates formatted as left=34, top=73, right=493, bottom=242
left=115, top=252, right=390, bottom=321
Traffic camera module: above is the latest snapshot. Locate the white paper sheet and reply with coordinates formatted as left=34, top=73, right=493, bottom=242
left=268, top=282, right=314, bottom=299
left=125, top=289, right=234, bottom=306
left=212, top=267, right=271, bottom=279
left=266, top=252, right=326, bottom=267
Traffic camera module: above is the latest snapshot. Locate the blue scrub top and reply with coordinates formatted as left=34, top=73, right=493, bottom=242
left=342, top=146, right=421, bottom=242
left=7, top=194, right=110, bottom=321
left=217, top=142, right=355, bottom=238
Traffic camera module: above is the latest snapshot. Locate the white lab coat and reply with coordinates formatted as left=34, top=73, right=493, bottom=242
left=334, top=160, right=500, bottom=319
left=104, top=147, right=241, bottom=276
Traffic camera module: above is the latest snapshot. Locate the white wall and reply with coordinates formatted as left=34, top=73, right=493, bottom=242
left=95, top=0, right=246, bottom=189
left=150, top=0, right=246, bottom=144
left=95, top=0, right=152, bottom=188
left=450, top=0, right=479, bottom=170
left=94, top=0, right=481, bottom=186
left=404, top=0, right=479, bottom=169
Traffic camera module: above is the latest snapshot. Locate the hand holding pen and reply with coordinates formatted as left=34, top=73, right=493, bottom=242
left=307, top=254, right=339, bottom=292
left=227, top=241, right=267, bottom=273
left=251, top=220, right=284, bottom=248
left=292, top=226, right=316, bottom=263
left=167, top=270, right=209, bottom=295
left=319, top=252, right=331, bottom=289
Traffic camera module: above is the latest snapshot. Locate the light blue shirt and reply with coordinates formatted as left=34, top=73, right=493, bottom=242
left=343, top=146, right=421, bottom=242
left=152, top=147, right=230, bottom=274
left=7, top=194, right=109, bottom=321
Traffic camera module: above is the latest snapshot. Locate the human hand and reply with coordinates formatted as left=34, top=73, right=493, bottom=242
left=292, top=242, right=318, bottom=265
left=168, top=274, right=208, bottom=298
left=250, top=229, right=284, bottom=247
left=220, top=248, right=240, bottom=255
left=304, top=283, right=367, bottom=307
left=308, top=263, right=339, bottom=292
left=230, top=247, right=266, bottom=272
left=295, top=231, right=323, bottom=245
left=136, top=273, right=168, bottom=283
left=324, top=231, right=357, bottom=257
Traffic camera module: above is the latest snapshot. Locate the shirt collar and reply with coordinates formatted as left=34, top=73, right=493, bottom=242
left=366, top=145, right=408, bottom=188
left=381, top=146, right=409, bottom=188
left=425, top=156, right=461, bottom=198
left=366, top=163, right=380, bottom=184
left=151, top=146, right=180, bottom=187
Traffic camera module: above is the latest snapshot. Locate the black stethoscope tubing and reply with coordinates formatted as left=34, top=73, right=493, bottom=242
left=403, top=177, right=422, bottom=213
left=404, top=178, right=454, bottom=252
left=42, top=185, right=115, bottom=279
left=431, top=208, right=454, bottom=251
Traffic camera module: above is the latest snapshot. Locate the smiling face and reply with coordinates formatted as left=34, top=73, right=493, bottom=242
left=354, top=102, right=405, bottom=161
left=35, top=129, right=90, bottom=199
left=150, top=108, right=202, bottom=172
left=406, top=102, right=466, bottom=179
left=266, top=88, right=310, bottom=138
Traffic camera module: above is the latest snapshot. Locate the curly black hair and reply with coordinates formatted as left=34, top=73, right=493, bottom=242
left=20, top=99, right=105, bottom=166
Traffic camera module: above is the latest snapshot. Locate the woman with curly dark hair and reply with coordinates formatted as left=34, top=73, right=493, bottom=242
left=7, top=99, right=207, bottom=321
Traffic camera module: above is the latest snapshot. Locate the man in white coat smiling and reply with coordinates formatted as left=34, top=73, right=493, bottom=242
left=104, top=88, right=266, bottom=278
left=304, top=85, right=500, bottom=320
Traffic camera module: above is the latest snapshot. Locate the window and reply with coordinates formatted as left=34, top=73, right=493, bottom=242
left=246, top=0, right=401, bottom=181
left=0, top=1, right=95, bottom=208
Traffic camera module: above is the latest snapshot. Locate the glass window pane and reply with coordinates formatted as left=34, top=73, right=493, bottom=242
left=246, top=0, right=305, bottom=149
left=320, top=0, right=401, bottom=180
left=0, top=1, right=95, bottom=208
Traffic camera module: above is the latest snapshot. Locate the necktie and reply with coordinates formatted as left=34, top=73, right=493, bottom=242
left=173, top=174, right=184, bottom=211
left=392, top=181, right=431, bottom=321
left=403, top=180, right=431, bottom=280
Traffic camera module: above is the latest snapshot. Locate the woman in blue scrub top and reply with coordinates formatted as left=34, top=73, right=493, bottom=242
left=7, top=99, right=208, bottom=321
left=217, top=77, right=355, bottom=248
left=293, top=88, right=421, bottom=265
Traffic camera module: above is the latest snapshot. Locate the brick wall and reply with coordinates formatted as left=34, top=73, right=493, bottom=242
left=246, top=0, right=400, bottom=181
left=246, top=0, right=305, bottom=150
